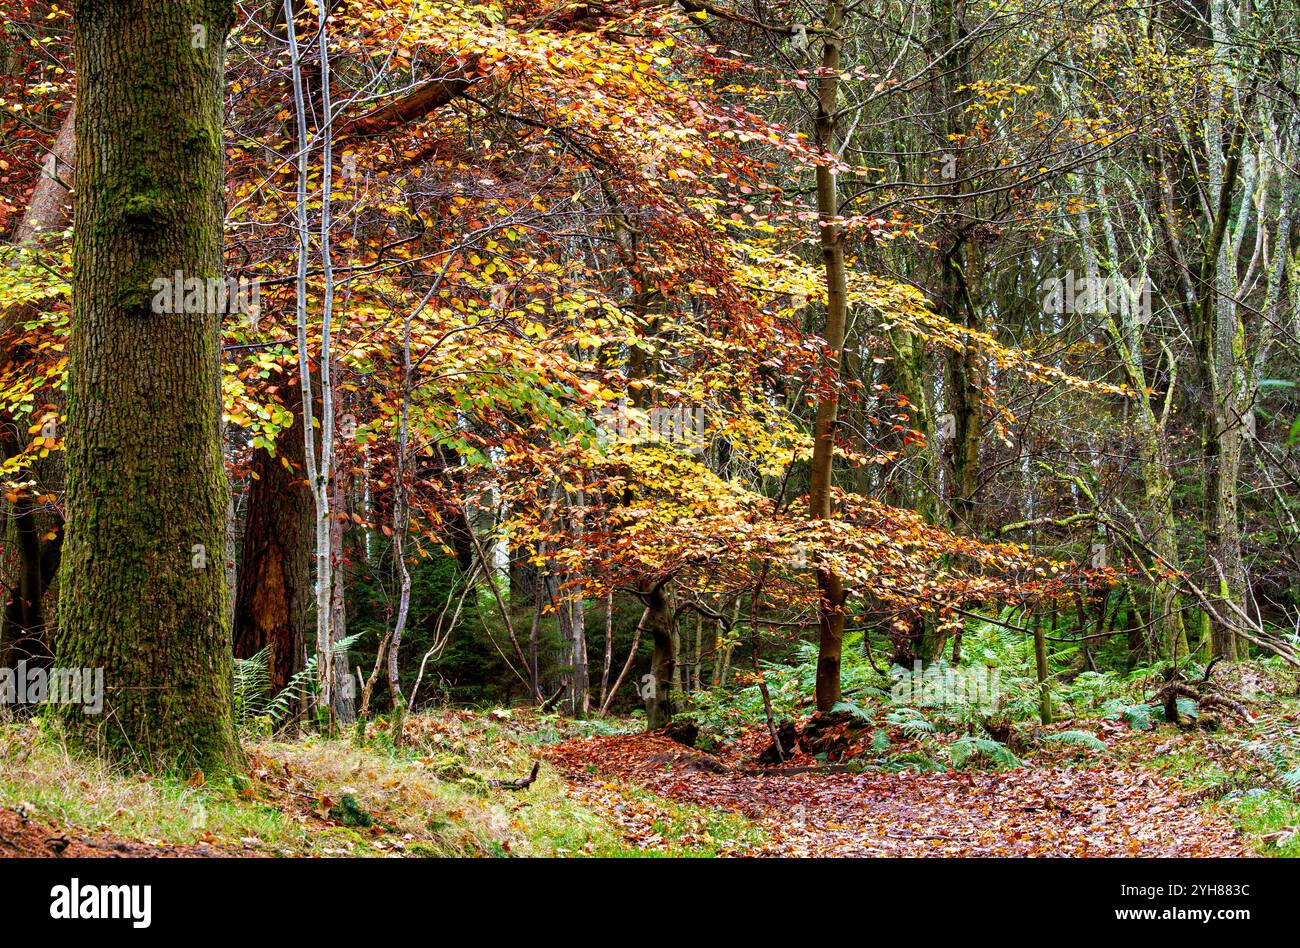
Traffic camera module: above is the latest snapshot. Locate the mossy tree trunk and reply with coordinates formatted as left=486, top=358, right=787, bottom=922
left=57, top=0, right=239, bottom=772
left=809, top=0, right=848, bottom=713
left=234, top=377, right=311, bottom=694
left=645, top=583, right=674, bottom=729
left=932, top=0, right=983, bottom=536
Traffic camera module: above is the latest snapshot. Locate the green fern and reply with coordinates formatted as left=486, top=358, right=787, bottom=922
left=1280, top=768, right=1300, bottom=793
left=232, top=634, right=363, bottom=733
left=884, top=750, right=945, bottom=772
left=832, top=701, right=872, bottom=722
left=948, top=735, right=1022, bottom=770
left=1042, top=730, right=1107, bottom=753
left=233, top=647, right=275, bottom=733
left=1102, top=698, right=1156, bottom=731
left=886, top=706, right=936, bottom=738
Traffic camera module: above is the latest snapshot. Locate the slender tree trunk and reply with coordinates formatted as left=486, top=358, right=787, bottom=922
left=941, top=250, right=982, bottom=532
left=1033, top=614, right=1052, bottom=725
left=1079, top=126, right=1190, bottom=661
left=14, top=104, right=76, bottom=246
left=284, top=0, right=340, bottom=720
left=886, top=327, right=939, bottom=524
left=57, top=0, right=239, bottom=770
left=599, top=606, right=646, bottom=717
left=1125, top=592, right=1148, bottom=671
left=1188, top=11, right=1251, bottom=661
left=934, top=0, right=982, bottom=534
left=809, top=0, right=848, bottom=712
left=329, top=459, right=354, bottom=723
left=599, top=590, right=613, bottom=707
left=569, top=491, right=588, bottom=716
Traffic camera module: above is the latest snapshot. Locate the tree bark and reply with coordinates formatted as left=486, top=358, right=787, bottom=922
left=57, top=0, right=239, bottom=771
left=645, top=583, right=674, bottom=729
left=329, top=450, right=354, bottom=723
left=809, top=0, right=848, bottom=712
left=14, top=105, right=77, bottom=245
left=233, top=378, right=312, bottom=694
left=1033, top=614, right=1052, bottom=725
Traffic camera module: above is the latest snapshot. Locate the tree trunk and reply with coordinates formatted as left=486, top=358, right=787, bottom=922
left=568, top=490, right=588, bottom=716
left=886, top=326, right=940, bottom=524
left=13, top=104, right=76, bottom=245
left=809, top=0, right=848, bottom=713
left=645, top=584, right=674, bottom=729
left=599, top=590, right=613, bottom=707
left=233, top=378, right=312, bottom=694
left=941, top=250, right=982, bottom=532
left=329, top=459, right=354, bottom=723
left=57, top=0, right=239, bottom=771
left=1033, top=614, right=1052, bottom=725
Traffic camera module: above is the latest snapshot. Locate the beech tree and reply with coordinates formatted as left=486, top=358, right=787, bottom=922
left=56, top=0, right=239, bottom=770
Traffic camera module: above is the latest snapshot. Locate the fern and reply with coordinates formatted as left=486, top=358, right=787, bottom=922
left=1042, top=730, right=1107, bottom=753
left=886, top=706, right=936, bottom=738
left=1281, top=768, right=1300, bottom=793
left=233, top=647, right=273, bottom=725
left=884, top=751, right=945, bottom=772
left=1102, top=698, right=1156, bottom=730
left=1060, top=671, right=1123, bottom=710
left=948, top=735, right=1022, bottom=770
left=832, top=701, right=872, bottom=722
left=232, top=634, right=363, bottom=734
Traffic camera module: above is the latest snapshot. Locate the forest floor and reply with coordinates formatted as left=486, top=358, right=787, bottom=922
left=2, top=686, right=1298, bottom=857
left=544, top=731, right=1250, bottom=856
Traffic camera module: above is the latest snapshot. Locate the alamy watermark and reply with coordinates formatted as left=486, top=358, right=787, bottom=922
left=638, top=674, right=657, bottom=701
left=891, top=661, right=1000, bottom=712
left=595, top=399, right=708, bottom=454
left=1, top=661, right=104, bottom=714
left=150, top=271, right=262, bottom=322
left=50, top=878, right=151, bottom=928
left=1042, top=269, right=1153, bottom=323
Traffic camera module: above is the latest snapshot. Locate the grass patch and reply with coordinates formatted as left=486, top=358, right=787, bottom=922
left=0, top=709, right=758, bottom=857
left=0, top=719, right=311, bottom=853
left=1221, top=791, right=1300, bottom=857
left=1115, top=704, right=1300, bottom=858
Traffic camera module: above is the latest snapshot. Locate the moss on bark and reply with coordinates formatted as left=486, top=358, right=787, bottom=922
left=57, top=0, right=240, bottom=773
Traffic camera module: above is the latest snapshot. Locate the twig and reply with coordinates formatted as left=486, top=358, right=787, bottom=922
left=488, top=761, right=540, bottom=791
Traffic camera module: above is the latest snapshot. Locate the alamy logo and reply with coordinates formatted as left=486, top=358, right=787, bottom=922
left=1041, top=270, right=1153, bottom=323
left=595, top=400, right=708, bottom=454
left=151, top=271, right=261, bottom=319
left=638, top=674, right=657, bottom=701
left=891, top=661, right=1000, bottom=711
left=49, top=878, right=152, bottom=928
left=0, top=661, right=103, bottom=713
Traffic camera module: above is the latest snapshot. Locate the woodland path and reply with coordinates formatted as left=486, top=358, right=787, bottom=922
left=545, top=734, right=1250, bottom=857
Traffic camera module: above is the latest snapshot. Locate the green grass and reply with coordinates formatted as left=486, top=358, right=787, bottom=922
left=0, top=710, right=760, bottom=857
left=0, top=719, right=318, bottom=853
left=1222, top=791, right=1300, bottom=857
left=1118, top=711, right=1300, bottom=858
